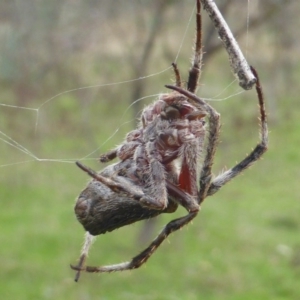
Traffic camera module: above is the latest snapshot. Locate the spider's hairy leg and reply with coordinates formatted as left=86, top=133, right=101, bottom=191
left=100, top=129, right=142, bottom=163
left=162, top=103, right=207, bottom=199
left=165, top=84, right=220, bottom=203
left=207, top=66, right=268, bottom=196
left=72, top=214, right=197, bottom=273
left=71, top=185, right=199, bottom=274
left=144, top=140, right=168, bottom=209
left=179, top=139, right=200, bottom=197
left=99, top=148, right=117, bottom=163
left=197, top=101, right=220, bottom=203
left=75, top=161, right=155, bottom=208
left=73, top=232, right=95, bottom=282
left=178, top=117, right=206, bottom=198
left=172, top=63, right=182, bottom=87
left=187, top=0, right=203, bottom=93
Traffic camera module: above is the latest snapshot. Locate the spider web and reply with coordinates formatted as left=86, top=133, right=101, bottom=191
left=0, top=1, right=252, bottom=170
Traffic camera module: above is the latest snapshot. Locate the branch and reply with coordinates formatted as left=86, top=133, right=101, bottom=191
left=201, top=0, right=256, bottom=90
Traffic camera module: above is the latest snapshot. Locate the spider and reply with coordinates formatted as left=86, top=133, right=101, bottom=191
left=71, top=0, right=268, bottom=281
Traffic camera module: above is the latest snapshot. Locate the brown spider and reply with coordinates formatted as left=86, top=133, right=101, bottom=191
left=71, top=0, right=268, bottom=281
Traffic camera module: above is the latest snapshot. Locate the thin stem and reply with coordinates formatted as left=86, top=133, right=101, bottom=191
left=201, top=0, right=256, bottom=90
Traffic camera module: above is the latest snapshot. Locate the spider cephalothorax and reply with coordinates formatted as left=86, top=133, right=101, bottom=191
left=71, top=0, right=268, bottom=281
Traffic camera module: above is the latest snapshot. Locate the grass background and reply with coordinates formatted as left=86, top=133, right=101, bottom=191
left=1, top=1, right=300, bottom=299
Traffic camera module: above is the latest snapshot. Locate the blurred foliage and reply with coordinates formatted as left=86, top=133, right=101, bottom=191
left=0, top=0, right=300, bottom=299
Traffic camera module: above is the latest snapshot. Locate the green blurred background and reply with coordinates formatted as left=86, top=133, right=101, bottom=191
left=1, top=0, right=300, bottom=299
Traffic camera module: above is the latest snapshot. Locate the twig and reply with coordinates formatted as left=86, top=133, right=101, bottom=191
left=201, top=0, right=256, bottom=90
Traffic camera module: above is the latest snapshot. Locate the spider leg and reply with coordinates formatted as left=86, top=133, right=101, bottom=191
left=100, top=129, right=142, bottom=162
left=75, top=161, right=156, bottom=208
left=100, top=145, right=129, bottom=163
left=187, top=0, right=202, bottom=93
left=71, top=184, right=199, bottom=274
left=197, top=105, right=220, bottom=203
left=100, top=143, right=136, bottom=163
left=100, top=140, right=141, bottom=163
left=178, top=132, right=202, bottom=198
left=99, top=141, right=139, bottom=163
left=99, top=148, right=117, bottom=163
left=73, top=232, right=95, bottom=282
left=172, top=63, right=182, bottom=87
left=178, top=110, right=208, bottom=197
left=207, top=66, right=268, bottom=196
left=143, top=140, right=169, bottom=209
left=165, top=84, right=220, bottom=203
